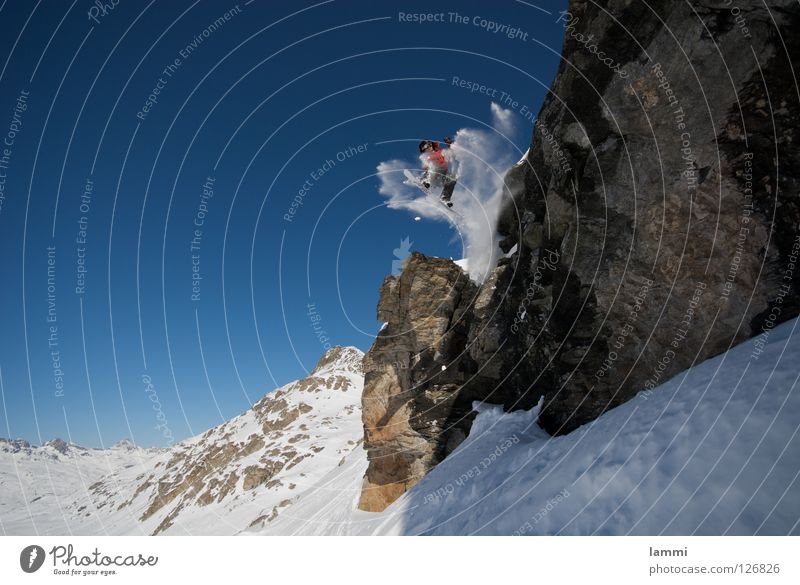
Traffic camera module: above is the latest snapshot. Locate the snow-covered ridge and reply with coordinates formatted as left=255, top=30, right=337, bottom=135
left=309, top=345, right=364, bottom=377
left=0, top=436, right=142, bottom=456
left=57, top=346, right=364, bottom=535
left=0, top=436, right=161, bottom=534
left=1, top=345, right=365, bottom=535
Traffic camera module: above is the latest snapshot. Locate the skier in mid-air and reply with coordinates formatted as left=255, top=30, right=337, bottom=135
left=418, top=137, right=456, bottom=207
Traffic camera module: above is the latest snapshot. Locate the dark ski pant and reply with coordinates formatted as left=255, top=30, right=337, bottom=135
left=440, top=177, right=456, bottom=203
left=427, top=170, right=456, bottom=203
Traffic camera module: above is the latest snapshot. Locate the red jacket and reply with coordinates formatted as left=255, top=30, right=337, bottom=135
left=423, top=145, right=448, bottom=173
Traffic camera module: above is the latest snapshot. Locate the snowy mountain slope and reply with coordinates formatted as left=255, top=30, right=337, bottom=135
left=4, top=318, right=798, bottom=536
left=61, top=346, right=365, bottom=535
left=354, top=317, right=800, bottom=535
left=0, top=438, right=160, bottom=535
left=252, top=436, right=370, bottom=536
left=258, top=316, right=800, bottom=535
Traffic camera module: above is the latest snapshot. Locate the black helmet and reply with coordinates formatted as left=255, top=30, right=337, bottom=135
left=418, top=140, right=432, bottom=153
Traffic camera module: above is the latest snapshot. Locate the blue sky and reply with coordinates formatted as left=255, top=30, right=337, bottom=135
left=0, top=0, right=566, bottom=447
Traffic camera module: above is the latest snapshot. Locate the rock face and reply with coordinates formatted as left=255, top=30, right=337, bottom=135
left=358, top=253, right=480, bottom=512
left=360, top=0, right=799, bottom=510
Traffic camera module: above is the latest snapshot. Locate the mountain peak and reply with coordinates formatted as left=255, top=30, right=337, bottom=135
left=45, top=438, right=70, bottom=455
left=311, top=346, right=364, bottom=376
left=112, top=438, right=136, bottom=450
left=0, top=437, right=32, bottom=454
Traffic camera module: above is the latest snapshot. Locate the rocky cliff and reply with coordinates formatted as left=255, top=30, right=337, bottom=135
left=359, top=0, right=799, bottom=511
left=358, top=254, right=480, bottom=511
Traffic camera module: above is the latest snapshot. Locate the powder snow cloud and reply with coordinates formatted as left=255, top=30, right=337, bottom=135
left=376, top=106, right=522, bottom=282
left=490, top=102, right=516, bottom=136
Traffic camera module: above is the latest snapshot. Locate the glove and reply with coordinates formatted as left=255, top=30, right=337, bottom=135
left=422, top=181, right=430, bottom=189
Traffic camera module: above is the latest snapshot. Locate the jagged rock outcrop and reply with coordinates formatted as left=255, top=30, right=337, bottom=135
left=360, top=0, right=799, bottom=510
left=358, top=253, right=480, bottom=512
